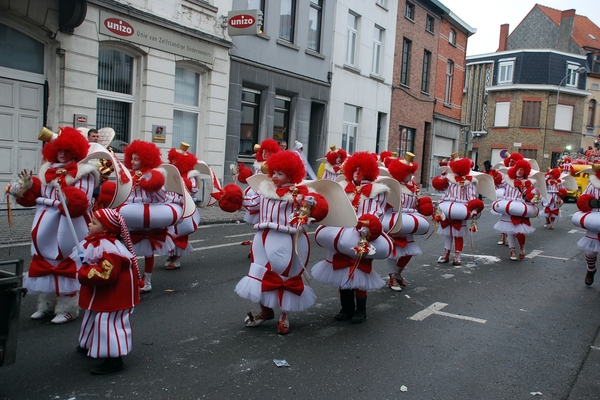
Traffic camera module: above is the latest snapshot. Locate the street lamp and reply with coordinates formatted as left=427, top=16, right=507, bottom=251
left=556, top=66, right=586, bottom=106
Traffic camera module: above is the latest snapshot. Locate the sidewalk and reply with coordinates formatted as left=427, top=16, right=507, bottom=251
left=0, top=206, right=245, bottom=246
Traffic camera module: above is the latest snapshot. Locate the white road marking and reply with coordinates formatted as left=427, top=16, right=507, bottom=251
left=409, top=302, right=487, bottom=324
left=193, top=242, right=244, bottom=251
left=525, top=250, right=568, bottom=260
left=568, top=229, right=580, bottom=234
left=460, top=254, right=501, bottom=264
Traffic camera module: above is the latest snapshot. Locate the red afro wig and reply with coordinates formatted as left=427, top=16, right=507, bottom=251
left=41, top=126, right=90, bottom=163
left=388, top=159, right=417, bottom=182
left=507, top=159, right=532, bottom=179
left=343, top=151, right=380, bottom=182
left=168, top=148, right=198, bottom=175
left=326, top=148, right=348, bottom=166
left=449, top=157, right=472, bottom=177
left=379, top=151, right=393, bottom=165
left=260, top=138, right=281, bottom=158
left=124, top=140, right=162, bottom=170
left=503, top=152, right=524, bottom=167
left=266, top=150, right=306, bottom=184
left=546, top=168, right=561, bottom=180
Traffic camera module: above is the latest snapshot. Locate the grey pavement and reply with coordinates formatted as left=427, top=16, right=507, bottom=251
left=0, top=205, right=245, bottom=246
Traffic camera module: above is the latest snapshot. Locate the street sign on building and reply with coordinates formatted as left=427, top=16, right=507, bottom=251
left=227, top=9, right=263, bottom=36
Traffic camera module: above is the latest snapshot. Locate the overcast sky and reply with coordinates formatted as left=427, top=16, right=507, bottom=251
left=438, top=0, right=600, bottom=56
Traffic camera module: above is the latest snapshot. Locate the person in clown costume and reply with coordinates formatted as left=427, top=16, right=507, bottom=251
left=6, top=126, right=98, bottom=324
left=164, top=142, right=202, bottom=270
left=572, top=165, right=600, bottom=285
left=212, top=150, right=328, bottom=334
left=320, top=145, right=348, bottom=181
left=382, top=152, right=433, bottom=291
left=492, top=159, right=541, bottom=261
left=117, top=140, right=183, bottom=292
left=74, top=208, right=141, bottom=374
left=312, top=151, right=394, bottom=323
left=540, top=168, right=567, bottom=230
left=431, top=154, right=485, bottom=266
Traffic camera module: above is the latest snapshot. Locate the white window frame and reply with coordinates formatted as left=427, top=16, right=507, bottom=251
left=449, top=29, right=456, bottom=45
left=498, top=58, right=515, bottom=85
left=494, top=101, right=510, bottom=127
left=372, top=26, right=383, bottom=76
left=555, top=104, right=574, bottom=131
left=346, top=12, right=358, bottom=66
left=173, top=65, right=202, bottom=151
left=444, top=60, right=454, bottom=105
left=376, top=0, right=387, bottom=7
left=566, top=63, right=582, bottom=87
left=342, top=104, right=359, bottom=154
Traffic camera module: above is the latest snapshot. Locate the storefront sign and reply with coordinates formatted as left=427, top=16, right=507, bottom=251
left=99, top=10, right=214, bottom=64
left=227, top=9, right=262, bottom=36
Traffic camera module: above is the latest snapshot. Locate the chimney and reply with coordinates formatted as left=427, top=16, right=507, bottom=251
left=558, top=9, right=576, bottom=52
left=498, top=24, right=509, bottom=52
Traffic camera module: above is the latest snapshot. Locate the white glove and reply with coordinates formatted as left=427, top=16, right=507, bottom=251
left=304, top=195, right=316, bottom=206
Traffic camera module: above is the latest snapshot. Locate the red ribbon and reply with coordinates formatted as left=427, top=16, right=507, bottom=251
left=261, top=270, right=304, bottom=305
left=45, top=162, right=77, bottom=185
left=129, top=228, right=168, bottom=250
left=82, top=233, right=118, bottom=249
left=544, top=207, right=560, bottom=216
left=275, top=185, right=309, bottom=198
left=333, top=166, right=340, bottom=173
left=440, top=219, right=463, bottom=230
left=510, top=216, right=531, bottom=226
left=454, top=175, right=473, bottom=184
left=331, top=253, right=372, bottom=274
left=28, top=254, right=77, bottom=279
left=345, top=183, right=373, bottom=208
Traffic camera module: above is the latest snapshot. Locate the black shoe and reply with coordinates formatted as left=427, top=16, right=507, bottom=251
left=585, top=270, right=596, bottom=286
left=76, top=346, right=87, bottom=354
left=90, top=357, right=124, bottom=375
left=351, top=309, right=366, bottom=323
left=334, top=309, right=354, bottom=321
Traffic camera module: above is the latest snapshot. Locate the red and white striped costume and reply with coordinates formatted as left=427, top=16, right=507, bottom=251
left=75, top=233, right=140, bottom=358
left=234, top=180, right=320, bottom=312
left=435, top=174, right=479, bottom=237
left=312, top=180, right=393, bottom=290
left=540, top=178, right=566, bottom=223
left=492, top=181, right=538, bottom=235
left=321, top=164, right=342, bottom=181
left=573, top=180, right=600, bottom=253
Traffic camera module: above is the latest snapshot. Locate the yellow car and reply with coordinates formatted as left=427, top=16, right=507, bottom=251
left=566, top=164, right=590, bottom=201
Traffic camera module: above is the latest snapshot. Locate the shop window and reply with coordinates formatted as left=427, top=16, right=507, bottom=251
left=273, top=95, right=291, bottom=145
left=239, top=88, right=261, bottom=156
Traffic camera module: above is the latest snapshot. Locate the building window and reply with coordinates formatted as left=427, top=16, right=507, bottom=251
left=279, top=0, right=296, bottom=42
left=372, top=26, right=383, bottom=76
left=498, top=59, right=514, bottom=84
left=247, top=0, right=264, bottom=11
left=96, top=48, right=134, bottom=152
left=521, top=100, right=541, bottom=127
left=566, top=64, right=582, bottom=87
left=494, top=101, right=510, bottom=127
left=376, top=0, right=387, bottom=7
left=399, top=126, right=414, bottom=155
left=518, top=148, right=537, bottom=159
left=0, top=23, right=44, bottom=74
left=400, top=38, right=411, bottom=86
left=308, top=0, right=322, bottom=52
left=592, top=54, right=600, bottom=74
left=555, top=104, right=574, bottom=131
left=405, top=2, right=415, bottom=21
left=239, top=88, right=260, bottom=156
left=421, top=50, right=431, bottom=93
left=273, top=95, right=291, bottom=145
left=173, top=66, right=200, bottom=151
left=449, top=29, right=456, bottom=45
left=588, top=99, right=597, bottom=128
left=346, top=13, right=358, bottom=66
left=426, top=15, right=434, bottom=33
left=444, top=60, right=454, bottom=105
left=342, top=104, right=359, bottom=154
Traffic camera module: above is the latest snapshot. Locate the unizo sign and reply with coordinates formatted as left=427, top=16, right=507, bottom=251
left=227, top=9, right=263, bottom=36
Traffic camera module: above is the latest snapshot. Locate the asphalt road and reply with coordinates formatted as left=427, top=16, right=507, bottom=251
left=1, top=201, right=600, bottom=399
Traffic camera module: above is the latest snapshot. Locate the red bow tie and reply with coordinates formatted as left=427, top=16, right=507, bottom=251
left=454, top=175, right=473, bottom=184
left=45, top=162, right=78, bottom=185
left=83, top=233, right=117, bottom=249
left=345, top=182, right=373, bottom=208
left=275, top=185, right=309, bottom=198
left=333, top=165, right=341, bottom=173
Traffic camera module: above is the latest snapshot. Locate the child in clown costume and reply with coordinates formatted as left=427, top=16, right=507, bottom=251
left=431, top=154, right=485, bottom=266
left=540, top=168, right=567, bottom=230
left=6, top=126, right=97, bottom=324
left=74, top=208, right=141, bottom=374
left=164, top=142, right=202, bottom=270
left=492, top=160, right=541, bottom=261
left=573, top=165, right=600, bottom=286
left=213, top=150, right=328, bottom=334
left=320, top=145, right=348, bottom=181
left=382, top=152, right=433, bottom=291
left=312, top=151, right=394, bottom=323
left=117, top=140, right=183, bottom=292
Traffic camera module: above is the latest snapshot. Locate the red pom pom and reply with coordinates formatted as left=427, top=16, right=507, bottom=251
left=577, top=194, right=594, bottom=212
left=467, top=198, right=485, bottom=214
left=357, top=213, right=383, bottom=241
left=432, top=176, right=449, bottom=191
left=213, top=184, right=243, bottom=213
left=306, top=192, right=328, bottom=222
left=557, top=188, right=567, bottom=199
left=416, top=196, right=434, bottom=216
left=237, top=163, right=252, bottom=184
left=138, top=169, right=165, bottom=193
left=96, top=181, right=116, bottom=209
left=14, top=177, right=41, bottom=207
left=59, top=186, right=90, bottom=218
